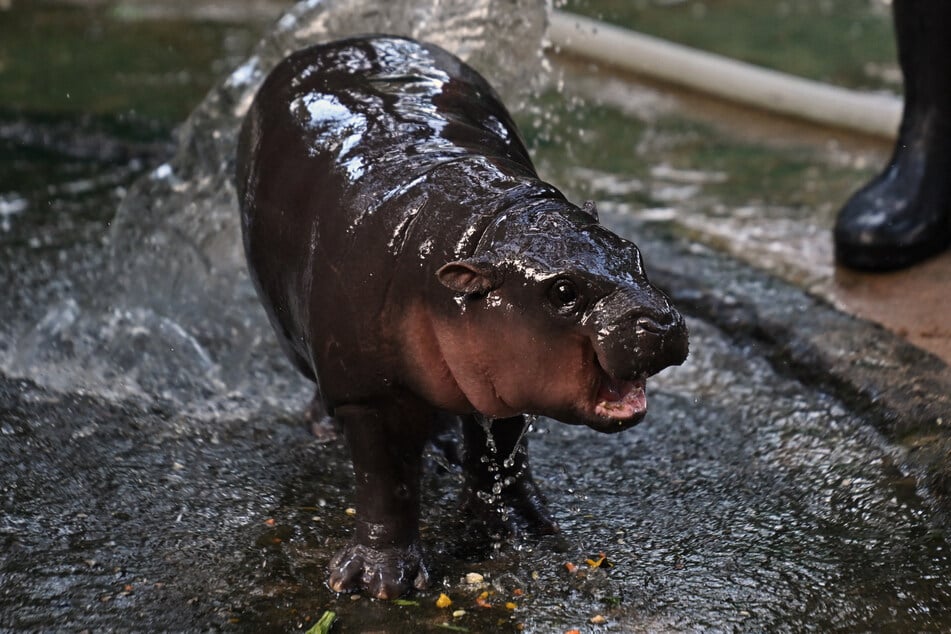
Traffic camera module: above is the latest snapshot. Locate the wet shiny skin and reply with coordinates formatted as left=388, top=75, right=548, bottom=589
left=236, top=36, right=687, bottom=598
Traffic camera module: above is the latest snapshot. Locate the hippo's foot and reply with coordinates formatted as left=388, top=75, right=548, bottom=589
left=328, top=541, right=429, bottom=599
left=460, top=475, right=559, bottom=539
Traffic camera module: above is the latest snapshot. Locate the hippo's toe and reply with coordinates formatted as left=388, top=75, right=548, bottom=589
left=328, top=541, right=429, bottom=599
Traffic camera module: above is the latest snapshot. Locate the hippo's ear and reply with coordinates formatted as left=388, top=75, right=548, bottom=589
left=436, top=259, right=502, bottom=297
left=581, top=200, right=599, bottom=221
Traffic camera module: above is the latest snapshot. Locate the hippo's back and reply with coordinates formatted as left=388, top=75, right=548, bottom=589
left=237, top=36, right=536, bottom=224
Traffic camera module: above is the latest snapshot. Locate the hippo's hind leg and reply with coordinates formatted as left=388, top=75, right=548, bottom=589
left=460, top=415, right=559, bottom=537
left=329, top=399, right=432, bottom=599
left=269, top=324, right=341, bottom=440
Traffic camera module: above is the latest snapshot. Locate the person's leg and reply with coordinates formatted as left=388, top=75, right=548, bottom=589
left=834, top=0, right=951, bottom=270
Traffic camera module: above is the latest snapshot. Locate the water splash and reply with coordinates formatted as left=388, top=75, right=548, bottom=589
left=0, top=194, right=28, bottom=232
left=474, top=414, right=535, bottom=518
left=4, top=0, right=549, bottom=415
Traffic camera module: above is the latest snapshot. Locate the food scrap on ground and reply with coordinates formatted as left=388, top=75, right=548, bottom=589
left=565, top=551, right=613, bottom=576
left=475, top=591, right=492, bottom=608
left=304, top=610, right=336, bottom=634
left=464, top=572, right=484, bottom=584
left=392, top=599, right=420, bottom=607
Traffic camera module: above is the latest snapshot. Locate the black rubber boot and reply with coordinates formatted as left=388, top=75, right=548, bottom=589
left=834, top=0, right=951, bottom=271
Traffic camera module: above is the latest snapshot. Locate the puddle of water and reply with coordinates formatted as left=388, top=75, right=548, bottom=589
left=0, top=2, right=268, bottom=122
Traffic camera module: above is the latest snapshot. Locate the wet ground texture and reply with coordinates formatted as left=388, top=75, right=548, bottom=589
left=3, top=315, right=951, bottom=632
left=2, top=1, right=951, bottom=632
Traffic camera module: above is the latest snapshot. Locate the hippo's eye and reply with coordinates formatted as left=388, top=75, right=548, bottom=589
left=548, top=278, right=581, bottom=312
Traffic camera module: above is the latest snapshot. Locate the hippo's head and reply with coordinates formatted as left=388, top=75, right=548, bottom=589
left=434, top=202, right=688, bottom=432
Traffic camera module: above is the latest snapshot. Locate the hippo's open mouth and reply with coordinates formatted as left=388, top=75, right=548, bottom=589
left=594, top=374, right=647, bottom=421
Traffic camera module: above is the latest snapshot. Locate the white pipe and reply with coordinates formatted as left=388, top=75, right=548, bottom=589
left=548, top=10, right=903, bottom=139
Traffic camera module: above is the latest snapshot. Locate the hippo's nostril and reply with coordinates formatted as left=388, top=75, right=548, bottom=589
left=635, top=316, right=665, bottom=334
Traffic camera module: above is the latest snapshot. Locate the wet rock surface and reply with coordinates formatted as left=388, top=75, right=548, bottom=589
left=3, top=1, right=951, bottom=631
left=3, top=305, right=951, bottom=631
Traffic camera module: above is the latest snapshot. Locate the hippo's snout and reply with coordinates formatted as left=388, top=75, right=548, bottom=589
left=631, top=307, right=689, bottom=377
left=591, top=288, right=689, bottom=381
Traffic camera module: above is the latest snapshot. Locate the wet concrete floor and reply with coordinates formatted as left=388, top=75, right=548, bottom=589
left=3, top=310, right=950, bottom=632
left=834, top=253, right=951, bottom=366
left=3, top=1, right=951, bottom=632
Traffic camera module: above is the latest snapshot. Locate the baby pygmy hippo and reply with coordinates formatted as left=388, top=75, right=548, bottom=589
left=236, top=36, right=688, bottom=599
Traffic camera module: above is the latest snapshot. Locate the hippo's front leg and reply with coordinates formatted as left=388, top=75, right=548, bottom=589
left=329, top=401, right=432, bottom=599
left=460, top=415, right=559, bottom=537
